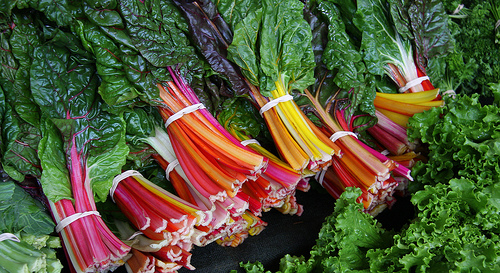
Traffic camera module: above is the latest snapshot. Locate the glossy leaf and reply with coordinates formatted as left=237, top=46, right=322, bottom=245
left=31, top=42, right=128, bottom=202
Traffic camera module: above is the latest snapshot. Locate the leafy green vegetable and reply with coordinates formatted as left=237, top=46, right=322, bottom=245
left=236, top=187, right=394, bottom=272
left=442, top=0, right=500, bottom=97
left=0, top=172, right=63, bottom=273
left=389, top=0, right=453, bottom=69
left=0, top=12, right=46, bottom=182
left=319, top=1, right=365, bottom=90
left=227, top=0, right=316, bottom=97
left=353, top=0, right=415, bottom=80
left=217, top=97, right=269, bottom=142
left=0, top=178, right=53, bottom=235
left=215, top=0, right=261, bottom=30
left=408, top=93, right=500, bottom=190
left=31, top=36, right=128, bottom=203
left=0, top=233, right=63, bottom=273
left=118, top=0, right=193, bottom=67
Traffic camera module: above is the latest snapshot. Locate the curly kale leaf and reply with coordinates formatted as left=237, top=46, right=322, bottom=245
left=408, top=93, right=500, bottom=190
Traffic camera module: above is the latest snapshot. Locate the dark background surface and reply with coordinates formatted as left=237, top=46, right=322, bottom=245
left=179, top=189, right=337, bottom=273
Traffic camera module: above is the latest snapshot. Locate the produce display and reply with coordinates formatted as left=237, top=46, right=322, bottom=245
left=0, top=0, right=499, bottom=272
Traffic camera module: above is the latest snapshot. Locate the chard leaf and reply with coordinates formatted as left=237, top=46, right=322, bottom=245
left=74, top=20, right=141, bottom=106
left=319, top=1, right=365, bottom=89
left=27, top=0, right=84, bottom=27
left=83, top=0, right=124, bottom=28
left=123, top=108, right=156, bottom=142
left=118, top=0, right=193, bottom=67
left=37, top=119, right=72, bottom=203
left=217, top=97, right=267, bottom=140
left=388, top=0, right=413, bottom=40
left=226, top=8, right=262, bottom=87
left=408, top=0, right=453, bottom=66
left=215, top=0, right=261, bottom=30
left=0, top=13, right=42, bottom=127
left=389, top=0, right=453, bottom=70
left=172, top=0, right=251, bottom=96
left=353, top=0, right=414, bottom=78
left=31, top=41, right=128, bottom=203
left=300, top=2, right=376, bottom=132
left=1, top=103, right=42, bottom=182
left=228, top=0, right=316, bottom=97
left=0, top=178, right=54, bottom=236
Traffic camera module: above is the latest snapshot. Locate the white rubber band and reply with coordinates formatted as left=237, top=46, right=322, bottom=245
left=110, top=170, right=143, bottom=202
left=330, top=131, right=357, bottom=143
left=496, top=19, right=500, bottom=30
left=240, top=139, right=261, bottom=146
left=381, top=150, right=390, bottom=156
left=55, top=211, right=101, bottom=233
left=165, top=159, right=179, bottom=180
left=314, top=170, right=327, bottom=186
left=0, top=233, right=20, bottom=243
left=259, top=95, right=293, bottom=116
left=126, top=231, right=144, bottom=241
left=442, top=89, right=456, bottom=98
left=452, top=4, right=464, bottom=15
left=399, top=76, right=429, bottom=92
left=165, top=103, right=205, bottom=128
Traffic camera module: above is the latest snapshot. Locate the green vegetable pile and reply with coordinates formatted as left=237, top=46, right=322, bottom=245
left=236, top=91, right=500, bottom=273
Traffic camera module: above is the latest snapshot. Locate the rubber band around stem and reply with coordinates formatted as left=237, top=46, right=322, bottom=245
left=0, top=233, right=20, bottom=243
left=165, top=103, right=205, bottom=128
left=330, top=131, right=358, bottom=143
left=165, top=159, right=179, bottom=180
left=399, top=76, right=429, bottom=93
left=259, top=94, right=294, bottom=116
left=110, top=170, right=143, bottom=202
left=55, top=211, right=101, bottom=233
left=240, top=139, right=261, bottom=146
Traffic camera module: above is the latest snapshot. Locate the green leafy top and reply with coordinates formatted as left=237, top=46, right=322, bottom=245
left=353, top=0, right=415, bottom=79
left=408, top=93, right=500, bottom=190
left=441, top=0, right=500, bottom=97
left=215, top=0, right=262, bottom=30
left=0, top=178, right=54, bottom=235
left=31, top=37, right=128, bottom=203
left=227, top=0, right=316, bottom=97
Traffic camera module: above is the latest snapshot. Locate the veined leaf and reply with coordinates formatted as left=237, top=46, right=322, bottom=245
left=227, top=0, right=316, bottom=97
left=215, top=0, right=261, bottom=30
left=31, top=41, right=128, bottom=202
left=353, top=0, right=414, bottom=78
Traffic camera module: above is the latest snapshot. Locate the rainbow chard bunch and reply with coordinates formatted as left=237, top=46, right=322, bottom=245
left=0, top=11, right=132, bottom=272
left=353, top=0, right=452, bottom=94
left=173, top=0, right=340, bottom=175
left=31, top=38, right=132, bottom=271
left=225, top=0, right=341, bottom=173
left=121, top=67, right=305, bottom=252
left=351, top=0, right=452, bottom=166
left=169, top=0, right=394, bottom=212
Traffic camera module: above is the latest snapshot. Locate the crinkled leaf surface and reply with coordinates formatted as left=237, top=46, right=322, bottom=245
left=215, top=0, right=261, bottom=30
left=408, top=94, right=500, bottom=190
left=0, top=178, right=54, bottom=235
left=227, top=0, right=316, bottom=97
left=75, top=20, right=142, bottom=106
left=118, top=0, right=193, bottom=68
left=353, top=0, right=413, bottom=77
left=0, top=13, right=42, bottom=127
left=31, top=42, right=128, bottom=203
left=217, top=97, right=266, bottom=140
left=172, top=0, right=252, bottom=97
